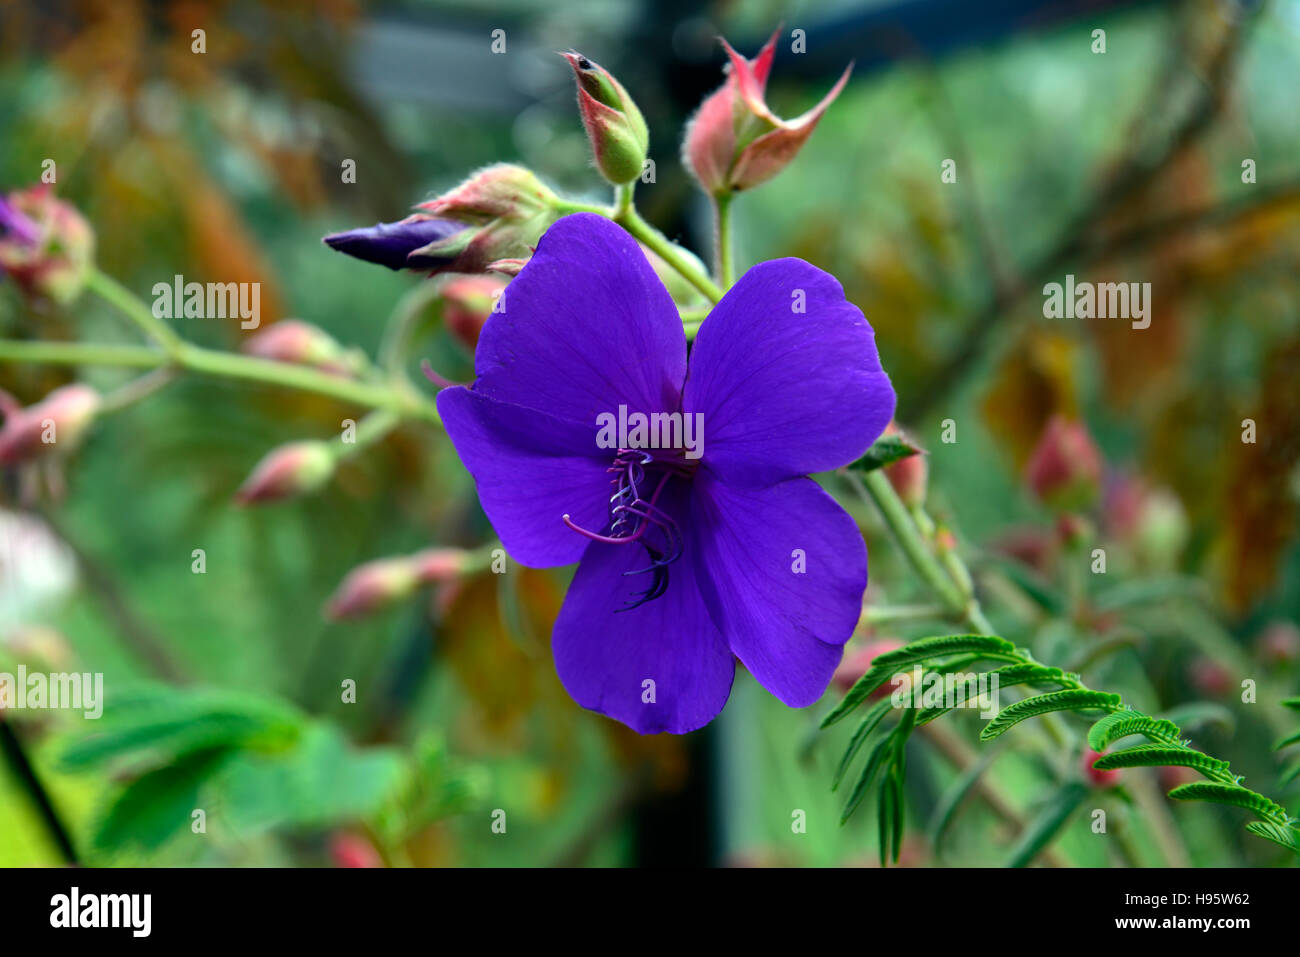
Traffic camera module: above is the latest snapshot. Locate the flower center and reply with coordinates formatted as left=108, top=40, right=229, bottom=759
left=562, top=448, right=695, bottom=610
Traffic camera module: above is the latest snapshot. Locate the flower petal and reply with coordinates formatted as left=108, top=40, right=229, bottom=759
left=471, top=212, right=687, bottom=426
left=689, top=471, right=865, bottom=707
left=684, top=257, right=895, bottom=487
left=436, top=386, right=611, bottom=567
left=553, top=486, right=735, bottom=734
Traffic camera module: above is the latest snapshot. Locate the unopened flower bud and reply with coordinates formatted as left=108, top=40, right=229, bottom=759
left=882, top=424, right=927, bottom=507
left=329, top=832, right=383, bottom=868
left=410, top=165, right=562, bottom=275
left=1188, top=656, right=1231, bottom=698
left=0, top=384, right=100, bottom=465
left=442, top=275, right=506, bottom=352
left=562, top=52, right=649, bottom=185
left=323, top=215, right=468, bottom=271
left=683, top=30, right=852, bottom=196
left=1255, top=620, right=1300, bottom=666
left=234, top=440, right=335, bottom=505
left=0, top=186, right=94, bottom=304
left=1025, top=415, right=1103, bottom=510
left=242, top=319, right=360, bottom=376
left=833, top=638, right=904, bottom=696
left=1082, top=749, right=1121, bottom=788
left=326, top=547, right=470, bottom=621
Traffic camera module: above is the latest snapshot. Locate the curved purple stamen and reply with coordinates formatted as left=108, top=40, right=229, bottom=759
left=562, top=448, right=685, bottom=610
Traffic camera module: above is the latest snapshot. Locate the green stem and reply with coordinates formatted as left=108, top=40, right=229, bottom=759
left=0, top=339, right=441, bottom=425
left=333, top=409, right=401, bottom=460
left=85, top=268, right=185, bottom=354
left=713, top=192, right=735, bottom=288
left=614, top=206, right=723, bottom=304
left=861, top=602, right=951, bottom=627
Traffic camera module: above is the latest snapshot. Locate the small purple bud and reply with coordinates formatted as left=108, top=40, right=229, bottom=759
left=322, top=215, right=468, bottom=271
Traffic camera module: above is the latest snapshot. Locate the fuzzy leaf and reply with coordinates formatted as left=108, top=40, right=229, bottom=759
left=822, top=635, right=1019, bottom=728
left=981, top=690, right=1121, bottom=741
left=1167, top=782, right=1288, bottom=821
left=1087, top=710, right=1181, bottom=751
left=1092, top=744, right=1229, bottom=776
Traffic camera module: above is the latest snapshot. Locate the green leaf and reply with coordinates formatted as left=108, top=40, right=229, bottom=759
left=821, top=635, right=1019, bottom=728
left=916, top=663, right=1071, bottom=725
left=981, top=690, right=1122, bottom=741
left=1006, top=781, right=1088, bottom=868
left=928, top=743, right=1006, bottom=857
left=1280, top=697, right=1300, bottom=712
left=214, top=724, right=404, bottom=833
left=1245, top=821, right=1300, bottom=855
left=1273, top=730, right=1300, bottom=751
left=1092, top=744, right=1230, bottom=776
left=833, top=698, right=894, bottom=790
left=1158, top=702, right=1234, bottom=737
left=1087, top=710, right=1181, bottom=751
left=93, top=749, right=230, bottom=853
left=1280, top=760, right=1300, bottom=787
left=1167, top=782, right=1289, bottom=821
left=61, top=685, right=302, bottom=770
left=841, top=735, right=894, bottom=824
left=847, top=433, right=921, bottom=474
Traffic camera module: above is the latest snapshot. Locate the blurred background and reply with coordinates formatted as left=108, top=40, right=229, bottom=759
left=1, top=0, right=1298, bottom=866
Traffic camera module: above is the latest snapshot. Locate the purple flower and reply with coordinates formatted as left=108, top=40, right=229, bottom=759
left=322, top=215, right=468, bottom=271
left=437, top=213, right=895, bottom=733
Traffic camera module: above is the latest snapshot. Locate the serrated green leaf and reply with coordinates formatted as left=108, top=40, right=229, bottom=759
left=93, top=748, right=230, bottom=853
left=1006, top=781, right=1088, bottom=868
left=822, top=635, right=1019, bottom=728
left=1087, top=710, right=1181, bottom=751
left=847, top=434, right=921, bottom=474
left=833, top=698, right=894, bottom=790
left=1167, top=782, right=1288, bottom=821
left=1245, top=821, right=1300, bottom=855
left=1092, top=744, right=1230, bottom=776
left=841, top=735, right=894, bottom=824
left=916, top=663, right=1070, bottom=725
left=981, top=690, right=1121, bottom=741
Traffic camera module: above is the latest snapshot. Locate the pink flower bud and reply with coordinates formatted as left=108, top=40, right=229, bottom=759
left=1083, top=749, right=1121, bottom=788
left=0, top=384, right=100, bottom=465
left=326, top=548, right=469, bottom=621
left=241, top=319, right=358, bottom=376
left=0, top=186, right=94, bottom=304
left=1025, top=415, right=1103, bottom=510
left=562, top=52, right=649, bottom=185
left=1255, top=620, right=1300, bottom=666
left=683, top=29, right=852, bottom=196
left=882, top=424, right=927, bottom=507
left=833, top=638, right=904, bottom=696
left=442, top=275, right=506, bottom=352
left=234, top=440, right=335, bottom=505
left=329, top=832, right=383, bottom=868
left=1188, top=657, right=1231, bottom=698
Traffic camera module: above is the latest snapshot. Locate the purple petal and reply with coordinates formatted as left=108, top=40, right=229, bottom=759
left=553, top=489, right=736, bottom=734
left=689, top=472, right=864, bottom=707
left=471, top=212, right=686, bottom=426
left=683, top=258, right=895, bottom=487
left=323, top=216, right=468, bottom=271
left=436, top=387, right=611, bottom=567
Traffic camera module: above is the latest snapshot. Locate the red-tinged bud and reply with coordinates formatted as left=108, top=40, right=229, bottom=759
left=1055, top=513, right=1094, bottom=549
left=561, top=52, right=650, bottom=186
left=0, top=384, right=100, bottom=465
left=234, top=440, right=335, bottom=505
left=0, top=186, right=94, bottom=304
left=1025, top=415, right=1103, bottom=511
left=1083, top=749, right=1121, bottom=788
left=326, top=547, right=470, bottom=621
left=442, top=275, right=506, bottom=352
left=1255, top=620, right=1300, bottom=666
left=329, top=832, right=383, bottom=868
left=242, top=319, right=360, bottom=376
left=412, top=165, right=562, bottom=275
left=991, top=526, right=1057, bottom=575
left=882, top=423, right=927, bottom=507
left=833, top=638, right=904, bottom=696
left=1188, top=657, right=1232, bottom=698
left=682, top=29, right=852, bottom=196
left=486, top=258, right=528, bottom=277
